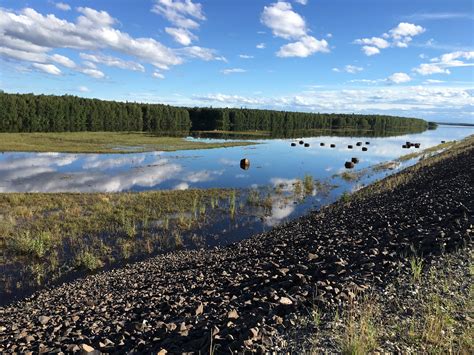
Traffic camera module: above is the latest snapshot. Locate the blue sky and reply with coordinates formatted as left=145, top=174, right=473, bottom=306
left=0, top=0, right=473, bottom=122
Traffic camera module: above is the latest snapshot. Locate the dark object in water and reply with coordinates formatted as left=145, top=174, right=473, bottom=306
left=320, top=142, right=325, bottom=146
left=402, top=145, right=408, bottom=148
left=441, top=140, right=446, bottom=143
left=299, top=140, right=304, bottom=145
left=362, top=147, right=368, bottom=152
left=291, top=142, right=296, bottom=146
left=356, top=142, right=362, bottom=146
left=348, top=145, right=353, bottom=149
left=345, top=161, right=355, bottom=169
left=351, top=157, right=359, bottom=164
left=330, top=144, right=336, bottom=148
left=406, top=141, right=411, bottom=147
left=414, top=143, right=420, bottom=148
left=240, top=158, right=250, bottom=170
left=365, top=142, right=370, bottom=145
left=304, top=143, right=310, bottom=147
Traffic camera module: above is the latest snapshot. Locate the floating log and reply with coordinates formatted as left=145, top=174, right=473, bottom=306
left=304, top=143, right=310, bottom=147
left=362, top=147, right=368, bottom=151
left=351, top=157, right=359, bottom=164
left=320, top=143, right=325, bottom=146
left=345, top=161, right=355, bottom=169
left=299, top=140, right=304, bottom=145
left=348, top=145, right=353, bottom=149
left=240, top=158, right=250, bottom=170
left=356, top=142, right=362, bottom=146
left=330, top=144, right=336, bottom=148
left=291, top=142, right=296, bottom=146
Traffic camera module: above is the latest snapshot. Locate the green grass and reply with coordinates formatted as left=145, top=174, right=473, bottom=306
left=0, top=131, right=257, bottom=153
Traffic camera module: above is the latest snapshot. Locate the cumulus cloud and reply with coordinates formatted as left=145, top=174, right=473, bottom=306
left=152, top=71, right=165, bottom=79
left=362, top=46, right=380, bottom=56
left=221, top=68, right=246, bottom=74
left=32, top=63, right=62, bottom=75
left=387, top=72, right=411, bottom=84
left=177, top=46, right=226, bottom=61
left=413, top=51, right=474, bottom=75
left=80, top=68, right=105, bottom=79
left=355, top=22, right=425, bottom=55
left=152, top=0, right=205, bottom=45
left=0, top=6, right=182, bottom=76
left=261, top=2, right=329, bottom=58
left=332, top=65, right=363, bottom=74
left=294, top=0, right=308, bottom=4
left=256, top=43, right=266, bottom=49
left=55, top=2, right=71, bottom=11
left=79, top=53, right=145, bottom=71
left=261, top=1, right=307, bottom=39
left=277, top=35, right=329, bottom=57
left=165, top=27, right=197, bottom=46
left=49, top=53, right=76, bottom=68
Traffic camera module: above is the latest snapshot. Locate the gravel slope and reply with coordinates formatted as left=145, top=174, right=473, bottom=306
left=1, top=137, right=472, bottom=353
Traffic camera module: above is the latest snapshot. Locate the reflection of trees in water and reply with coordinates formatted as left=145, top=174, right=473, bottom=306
left=192, top=125, right=429, bottom=140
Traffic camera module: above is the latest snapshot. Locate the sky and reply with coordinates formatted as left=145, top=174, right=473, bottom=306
left=0, top=0, right=473, bottom=122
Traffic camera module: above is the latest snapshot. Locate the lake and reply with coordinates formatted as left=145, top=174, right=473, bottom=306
left=0, top=125, right=472, bottom=304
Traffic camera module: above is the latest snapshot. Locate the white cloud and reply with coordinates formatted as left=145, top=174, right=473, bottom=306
left=165, top=27, right=196, bottom=46
left=362, top=46, right=380, bottom=56
left=177, top=46, right=226, bottom=61
left=333, top=65, right=364, bottom=74
left=0, top=7, right=182, bottom=74
left=32, top=63, right=62, bottom=75
left=294, top=0, right=308, bottom=5
left=55, top=2, right=71, bottom=11
left=152, top=71, right=165, bottom=79
left=387, top=72, right=411, bottom=84
left=424, top=79, right=444, bottom=84
left=78, top=85, right=89, bottom=92
left=344, top=65, right=363, bottom=74
left=354, top=37, right=390, bottom=49
left=355, top=22, right=425, bottom=55
left=277, top=35, right=329, bottom=57
left=256, top=43, right=266, bottom=49
left=239, top=54, right=254, bottom=59
left=80, top=68, right=105, bottom=79
left=413, top=51, right=474, bottom=75
left=221, top=68, right=246, bottom=75
left=261, top=2, right=307, bottom=39
left=152, top=0, right=205, bottom=29
left=152, top=0, right=204, bottom=45
left=79, top=53, right=145, bottom=71
left=49, top=53, right=76, bottom=68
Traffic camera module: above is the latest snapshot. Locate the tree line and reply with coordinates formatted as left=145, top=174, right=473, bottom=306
left=0, top=93, right=190, bottom=133
left=187, top=107, right=429, bottom=132
left=0, top=92, right=429, bottom=134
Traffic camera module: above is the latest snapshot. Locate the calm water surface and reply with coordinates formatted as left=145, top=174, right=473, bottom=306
left=0, top=125, right=472, bottom=304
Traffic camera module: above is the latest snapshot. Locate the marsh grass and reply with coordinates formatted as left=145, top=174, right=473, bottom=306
left=75, top=250, right=104, bottom=271
left=0, top=132, right=256, bottom=153
left=340, top=296, right=379, bottom=355
left=410, top=255, right=424, bottom=282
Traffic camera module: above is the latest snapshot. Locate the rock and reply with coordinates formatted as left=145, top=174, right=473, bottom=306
left=279, top=297, right=293, bottom=305
left=39, top=316, right=51, bottom=325
left=195, top=303, right=204, bottom=316
left=79, top=344, right=95, bottom=353
left=227, top=309, right=239, bottom=319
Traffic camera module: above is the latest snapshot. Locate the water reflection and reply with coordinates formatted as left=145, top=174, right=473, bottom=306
left=1, top=125, right=472, bottom=304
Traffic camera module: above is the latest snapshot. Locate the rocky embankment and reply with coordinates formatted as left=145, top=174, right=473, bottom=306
left=1, top=137, right=473, bottom=353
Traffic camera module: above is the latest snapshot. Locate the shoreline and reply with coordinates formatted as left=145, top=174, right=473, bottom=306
left=0, top=135, right=472, bottom=353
